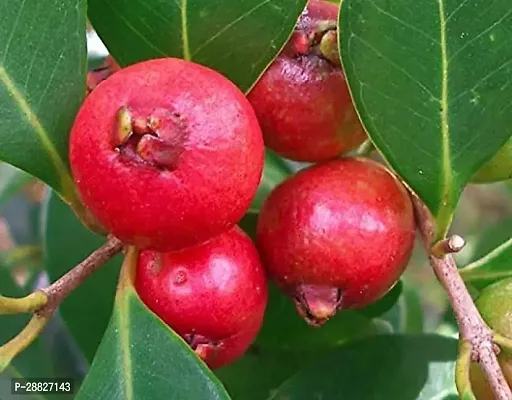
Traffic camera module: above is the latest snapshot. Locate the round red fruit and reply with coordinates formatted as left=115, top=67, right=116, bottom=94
left=135, top=227, right=268, bottom=369
left=247, top=0, right=366, bottom=162
left=256, top=158, right=415, bottom=326
left=70, top=58, right=264, bottom=251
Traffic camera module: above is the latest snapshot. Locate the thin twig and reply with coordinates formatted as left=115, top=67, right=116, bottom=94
left=431, top=234, right=465, bottom=258
left=0, top=291, right=47, bottom=315
left=40, top=235, right=123, bottom=316
left=412, top=194, right=512, bottom=400
left=0, top=235, right=123, bottom=372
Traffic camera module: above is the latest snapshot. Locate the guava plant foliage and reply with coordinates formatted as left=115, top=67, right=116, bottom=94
left=0, top=0, right=511, bottom=399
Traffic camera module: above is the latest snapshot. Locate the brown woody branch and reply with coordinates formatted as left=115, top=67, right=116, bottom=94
left=412, top=195, right=512, bottom=400
left=0, top=235, right=123, bottom=372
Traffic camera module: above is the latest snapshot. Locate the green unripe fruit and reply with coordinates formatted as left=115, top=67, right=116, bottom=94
left=472, top=137, right=512, bottom=183
left=470, top=278, right=512, bottom=399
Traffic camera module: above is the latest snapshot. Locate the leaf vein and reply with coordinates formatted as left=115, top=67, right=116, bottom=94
left=103, top=0, right=168, bottom=58
left=191, top=0, right=271, bottom=58
left=181, top=0, right=190, bottom=60
left=368, top=0, right=440, bottom=45
left=351, top=35, right=439, bottom=101
left=1, top=0, right=26, bottom=64
left=448, top=8, right=512, bottom=63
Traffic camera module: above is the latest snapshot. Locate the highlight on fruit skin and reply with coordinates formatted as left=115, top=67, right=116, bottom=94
left=471, top=137, right=512, bottom=183
left=134, top=227, right=268, bottom=369
left=256, top=157, right=416, bottom=326
left=247, top=0, right=366, bottom=163
left=469, top=278, right=512, bottom=399
left=69, top=57, right=264, bottom=252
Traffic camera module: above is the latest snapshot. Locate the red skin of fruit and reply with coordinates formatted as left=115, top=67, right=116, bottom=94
left=247, top=0, right=366, bottom=162
left=70, top=58, right=264, bottom=251
left=135, top=227, right=268, bottom=369
left=256, top=158, right=415, bottom=325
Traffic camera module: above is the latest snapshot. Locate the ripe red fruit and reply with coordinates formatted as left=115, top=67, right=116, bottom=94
left=247, top=0, right=366, bottom=162
left=70, top=58, right=264, bottom=251
left=256, top=158, right=415, bottom=325
left=135, top=227, right=268, bottom=369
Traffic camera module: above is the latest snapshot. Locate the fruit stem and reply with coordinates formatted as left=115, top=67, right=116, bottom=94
left=355, top=139, right=375, bottom=157
left=412, top=194, right=512, bottom=400
left=0, top=235, right=123, bottom=372
left=455, top=339, right=477, bottom=398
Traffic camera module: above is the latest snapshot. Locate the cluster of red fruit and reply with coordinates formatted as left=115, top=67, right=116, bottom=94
left=71, top=0, right=415, bottom=369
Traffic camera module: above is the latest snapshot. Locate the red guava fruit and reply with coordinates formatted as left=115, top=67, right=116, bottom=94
left=70, top=58, right=264, bottom=251
left=256, top=157, right=415, bottom=326
left=135, top=227, right=268, bottom=369
left=247, top=0, right=366, bottom=162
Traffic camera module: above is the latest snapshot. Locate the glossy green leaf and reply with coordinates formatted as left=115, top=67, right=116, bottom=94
left=268, top=335, right=458, bottom=400
left=460, top=237, right=512, bottom=289
left=339, top=0, right=512, bottom=238
left=0, top=267, right=56, bottom=400
left=76, top=250, right=231, bottom=400
left=87, top=0, right=308, bottom=91
left=0, top=0, right=86, bottom=200
left=43, top=192, right=121, bottom=363
left=216, top=349, right=317, bottom=400
left=255, top=284, right=385, bottom=351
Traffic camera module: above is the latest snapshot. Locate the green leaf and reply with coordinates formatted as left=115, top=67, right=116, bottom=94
left=461, top=216, right=512, bottom=264
left=460, top=237, right=512, bottom=289
left=375, top=280, right=424, bottom=333
left=339, top=0, right=512, bottom=238
left=255, top=284, right=384, bottom=351
left=216, top=349, right=317, bottom=400
left=76, top=249, right=231, bottom=400
left=268, top=335, right=458, bottom=400
left=87, top=0, right=308, bottom=91
left=250, top=150, right=293, bottom=212
left=0, top=164, right=32, bottom=210
left=358, top=280, right=403, bottom=318
left=43, top=192, right=121, bottom=363
left=0, top=0, right=86, bottom=201
left=0, top=267, right=55, bottom=400
left=240, top=151, right=292, bottom=238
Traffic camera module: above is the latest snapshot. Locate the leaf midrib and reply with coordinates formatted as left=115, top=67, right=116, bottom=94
left=437, top=0, right=454, bottom=237
left=119, top=294, right=134, bottom=400
left=181, top=0, right=190, bottom=60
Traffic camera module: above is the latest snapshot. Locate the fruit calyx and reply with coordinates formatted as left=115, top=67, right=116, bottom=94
left=113, top=105, right=188, bottom=170
left=294, top=284, right=343, bottom=327
left=182, top=333, right=221, bottom=361
left=287, top=20, right=340, bottom=66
